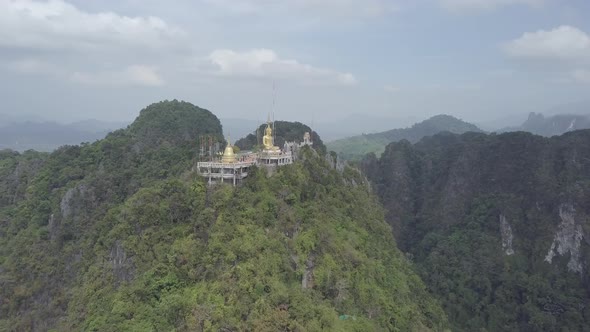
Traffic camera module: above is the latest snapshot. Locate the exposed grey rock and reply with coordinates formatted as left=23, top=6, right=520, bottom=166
left=499, top=214, right=515, bottom=256
left=59, top=184, right=96, bottom=222
left=109, top=240, right=134, bottom=283
left=302, top=254, right=315, bottom=290
left=48, top=213, right=59, bottom=242
left=544, top=204, right=584, bottom=274
left=60, top=187, right=77, bottom=220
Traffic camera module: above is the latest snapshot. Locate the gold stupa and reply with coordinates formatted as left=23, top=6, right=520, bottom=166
left=222, top=137, right=236, bottom=163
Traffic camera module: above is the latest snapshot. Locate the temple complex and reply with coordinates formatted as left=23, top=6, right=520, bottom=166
left=196, top=118, right=311, bottom=186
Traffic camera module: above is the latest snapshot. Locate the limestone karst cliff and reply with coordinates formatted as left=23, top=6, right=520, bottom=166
left=362, top=130, right=590, bottom=331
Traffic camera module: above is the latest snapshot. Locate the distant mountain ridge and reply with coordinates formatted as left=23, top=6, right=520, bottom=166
left=502, top=112, right=590, bottom=137
left=327, top=114, right=483, bottom=160
left=0, top=119, right=128, bottom=152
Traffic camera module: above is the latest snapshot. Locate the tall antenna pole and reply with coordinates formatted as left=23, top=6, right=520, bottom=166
left=311, top=114, right=314, bottom=144
left=272, top=81, right=276, bottom=143
left=256, top=118, right=260, bottom=148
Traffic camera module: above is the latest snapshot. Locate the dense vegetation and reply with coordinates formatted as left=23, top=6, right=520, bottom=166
left=235, top=120, right=327, bottom=155
left=0, top=100, right=223, bottom=330
left=0, top=150, right=47, bottom=209
left=0, top=101, right=447, bottom=331
left=327, top=115, right=482, bottom=161
left=362, top=130, right=590, bottom=331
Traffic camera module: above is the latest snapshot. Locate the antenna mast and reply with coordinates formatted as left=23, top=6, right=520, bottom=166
left=272, top=81, right=276, bottom=143
left=311, top=114, right=314, bottom=144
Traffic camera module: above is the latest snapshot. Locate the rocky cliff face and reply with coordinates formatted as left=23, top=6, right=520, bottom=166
left=362, top=130, right=590, bottom=331
left=499, top=214, right=515, bottom=256
left=544, top=203, right=584, bottom=274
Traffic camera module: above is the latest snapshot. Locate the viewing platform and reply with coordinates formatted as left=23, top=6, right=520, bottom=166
left=197, top=160, right=255, bottom=186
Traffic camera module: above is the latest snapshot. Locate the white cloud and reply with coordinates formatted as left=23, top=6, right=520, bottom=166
left=0, top=1, right=358, bottom=89
left=572, top=69, right=590, bottom=84
left=70, top=65, right=164, bottom=86
left=203, top=0, right=398, bottom=19
left=207, top=49, right=356, bottom=86
left=440, top=0, right=543, bottom=11
left=504, top=26, right=590, bottom=86
left=503, top=25, right=590, bottom=61
left=0, top=0, right=184, bottom=51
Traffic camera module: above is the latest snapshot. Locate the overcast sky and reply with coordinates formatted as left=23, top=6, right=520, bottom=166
left=1, top=0, right=589, bottom=125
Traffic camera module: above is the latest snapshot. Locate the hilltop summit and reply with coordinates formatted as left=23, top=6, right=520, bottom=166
left=327, top=114, right=482, bottom=160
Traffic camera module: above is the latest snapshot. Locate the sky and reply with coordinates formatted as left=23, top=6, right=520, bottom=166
left=1, top=0, right=589, bottom=128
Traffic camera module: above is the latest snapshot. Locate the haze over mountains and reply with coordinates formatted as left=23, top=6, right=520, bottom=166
left=327, top=114, right=483, bottom=160
left=501, top=112, right=590, bottom=137
left=0, top=118, right=128, bottom=152
left=3, top=105, right=590, bottom=155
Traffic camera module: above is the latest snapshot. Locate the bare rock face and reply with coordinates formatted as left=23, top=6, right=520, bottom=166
left=544, top=204, right=584, bottom=274
left=109, top=240, right=134, bottom=283
left=59, top=184, right=97, bottom=222
left=47, top=213, right=60, bottom=242
left=301, top=255, right=315, bottom=290
left=60, top=187, right=76, bottom=220
left=499, top=214, right=515, bottom=256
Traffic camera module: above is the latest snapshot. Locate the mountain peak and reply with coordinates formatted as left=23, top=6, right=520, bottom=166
left=128, top=100, right=223, bottom=148
left=327, top=114, right=482, bottom=161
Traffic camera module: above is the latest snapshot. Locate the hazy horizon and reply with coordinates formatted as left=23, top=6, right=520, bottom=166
left=1, top=0, right=589, bottom=128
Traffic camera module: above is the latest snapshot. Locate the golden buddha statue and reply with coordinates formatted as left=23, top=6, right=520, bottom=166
left=262, top=122, right=279, bottom=151
left=221, top=137, right=236, bottom=163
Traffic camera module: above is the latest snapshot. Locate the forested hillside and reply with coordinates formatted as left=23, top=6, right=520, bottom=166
left=362, top=130, right=590, bottom=331
left=0, top=100, right=446, bottom=331
left=327, top=115, right=482, bottom=161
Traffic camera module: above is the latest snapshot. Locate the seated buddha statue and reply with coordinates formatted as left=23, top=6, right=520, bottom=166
left=262, top=123, right=279, bottom=151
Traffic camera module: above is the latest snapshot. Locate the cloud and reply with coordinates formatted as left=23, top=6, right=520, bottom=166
left=0, top=1, right=357, bottom=89
left=503, top=25, right=590, bottom=61
left=70, top=65, right=164, bottom=86
left=503, top=26, right=590, bottom=86
left=203, top=0, right=398, bottom=19
left=572, top=69, right=590, bottom=84
left=0, top=0, right=184, bottom=51
left=207, top=49, right=356, bottom=86
left=440, top=0, right=543, bottom=11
